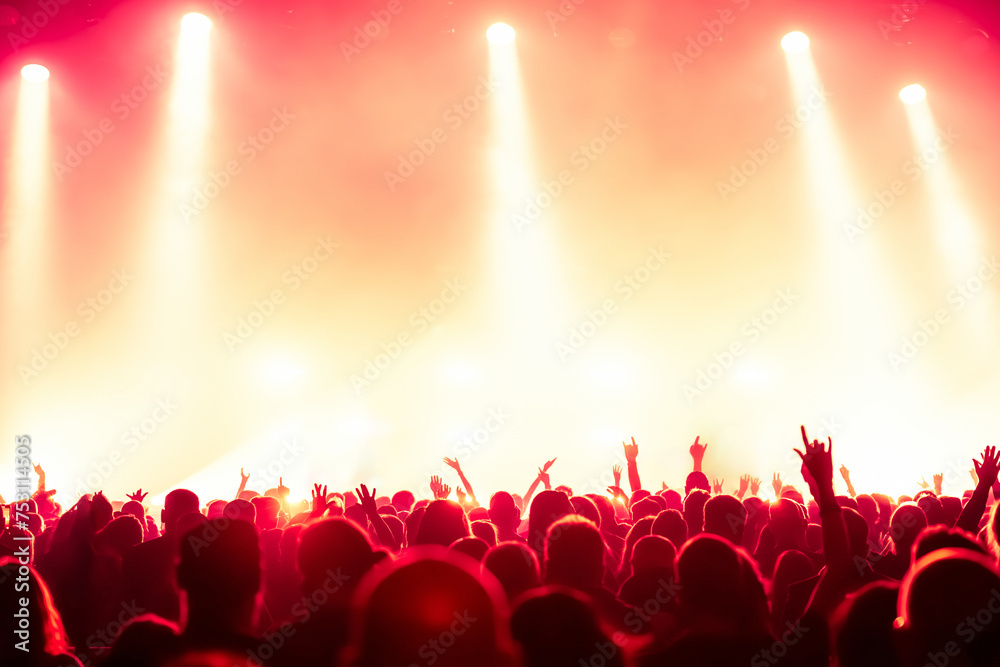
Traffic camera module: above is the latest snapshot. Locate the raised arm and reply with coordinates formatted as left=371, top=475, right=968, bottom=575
left=443, top=457, right=478, bottom=506
left=357, top=483, right=400, bottom=551
left=797, top=426, right=852, bottom=617
left=521, top=458, right=556, bottom=516
left=690, top=436, right=707, bottom=473
left=623, top=437, right=641, bottom=493
left=956, top=446, right=999, bottom=534
left=237, top=467, right=250, bottom=500
left=33, top=463, right=45, bottom=493
left=839, top=464, right=856, bottom=498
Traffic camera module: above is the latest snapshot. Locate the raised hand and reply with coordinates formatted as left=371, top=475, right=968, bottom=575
left=126, top=489, right=148, bottom=503
left=537, top=466, right=551, bottom=489
left=612, top=465, right=622, bottom=488
left=456, top=487, right=467, bottom=505
left=933, top=473, right=943, bottom=495
left=437, top=483, right=452, bottom=500
left=355, top=484, right=378, bottom=515
left=794, top=426, right=835, bottom=502
left=749, top=476, right=761, bottom=496
left=443, top=457, right=462, bottom=472
left=839, top=465, right=851, bottom=482
left=276, top=477, right=290, bottom=497
left=32, top=463, right=44, bottom=476
left=607, top=485, right=626, bottom=501
left=540, top=457, right=557, bottom=474
left=429, top=475, right=443, bottom=497
left=738, top=474, right=750, bottom=499
left=772, top=472, right=783, bottom=497
left=971, top=468, right=979, bottom=485
left=311, top=484, right=328, bottom=514
left=918, top=476, right=930, bottom=490
left=623, top=437, right=639, bottom=462
left=662, top=481, right=669, bottom=491
left=973, top=446, right=1000, bottom=490
left=712, top=478, right=724, bottom=495
left=690, top=436, right=707, bottom=472
left=241, top=468, right=250, bottom=485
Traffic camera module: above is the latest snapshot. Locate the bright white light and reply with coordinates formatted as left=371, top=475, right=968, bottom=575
left=20, top=64, right=49, bottom=82
left=487, top=23, right=515, bottom=44
left=781, top=31, right=810, bottom=53
left=899, top=84, right=926, bottom=105
left=181, top=12, right=212, bottom=32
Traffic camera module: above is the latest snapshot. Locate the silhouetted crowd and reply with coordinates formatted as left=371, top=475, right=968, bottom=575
left=3, top=429, right=1000, bottom=666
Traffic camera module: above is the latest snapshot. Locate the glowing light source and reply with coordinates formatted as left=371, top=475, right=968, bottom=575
left=20, top=64, right=49, bottom=82
left=781, top=31, right=810, bottom=53
left=181, top=12, right=212, bottom=32
left=899, top=84, right=926, bottom=105
left=487, top=23, right=515, bottom=44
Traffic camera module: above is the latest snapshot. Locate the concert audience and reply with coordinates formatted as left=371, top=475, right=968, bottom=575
left=2, top=432, right=1000, bottom=666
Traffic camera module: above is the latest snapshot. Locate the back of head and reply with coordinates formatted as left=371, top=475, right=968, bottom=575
left=163, top=489, right=200, bottom=533
left=347, top=549, right=512, bottom=667
left=896, top=549, right=1000, bottom=667
left=889, top=503, right=928, bottom=554
left=685, top=471, right=710, bottom=495
left=661, top=488, right=683, bottom=511
left=683, top=488, right=710, bottom=535
left=651, top=509, right=688, bottom=549
left=630, top=497, right=660, bottom=522
left=391, top=490, right=415, bottom=513
left=178, top=519, right=260, bottom=610
left=676, top=534, right=768, bottom=636
left=769, top=498, right=806, bottom=543
left=298, top=518, right=378, bottom=594
left=912, top=525, right=987, bottom=562
left=223, top=499, right=256, bottom=525
left=451, top=536, right=490, bottom=562
left=704, top=494, right=747, bottom=545
left=570, top=495, right=601, bottom=527
left=631, top=535, right=676, bottom=576
left=510, top=587, right=623, bottom=667
left=414, top=500, right=471, bottom=547
left=250, top=496, right=280, bottom=530
left=545, top=516, right=604, bottom=588
left=584, top=494, right=616, bottom=530
left=484, top=543, right=540, bottom=601
left=489, top=491, right=520, bottom=531
left=833, top=581, right=900, bottom=667
left=528, top=491, right=574, bottom=556
left=471, top=520, right=499, bottom=547
left=96, top=515, right=144, bottom=554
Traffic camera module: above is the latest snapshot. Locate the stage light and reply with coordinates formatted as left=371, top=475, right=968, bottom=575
left=899, top=84, right=926, bottom=105
left=181, top=12, right=211, bottom=32
left=487, top=23, right=515, bottom=44
left=781, top=31, right=810, bottom=53
left=20, top=64, right=49, bottom=82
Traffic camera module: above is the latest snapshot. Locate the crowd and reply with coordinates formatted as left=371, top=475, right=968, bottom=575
left=2, top=427, right=1000, bottom=666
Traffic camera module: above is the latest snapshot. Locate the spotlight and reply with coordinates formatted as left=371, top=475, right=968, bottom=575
left=487, top=23, right=515, bottom=44
left=899, top=84, right=926, bottom=104
left=20, top=64, right=49, bottom=82
left=781, top=31, right=810, bottom=53
left=181, top=12, right=211, bottom=32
